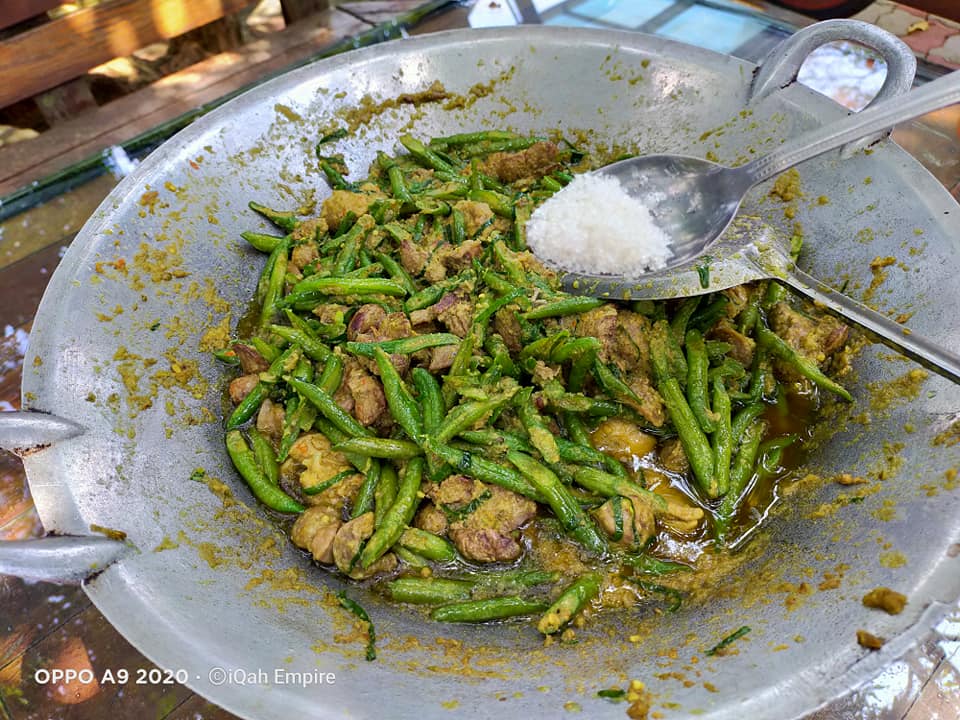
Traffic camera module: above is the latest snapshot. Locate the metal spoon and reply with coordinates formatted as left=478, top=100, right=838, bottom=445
left=552, top=71, right=960, bottom=383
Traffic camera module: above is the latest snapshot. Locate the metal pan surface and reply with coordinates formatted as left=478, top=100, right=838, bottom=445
left=8, top=24, right=960, bottom=720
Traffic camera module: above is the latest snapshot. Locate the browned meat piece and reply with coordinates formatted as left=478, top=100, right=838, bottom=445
left=320, top=191, right=372, bottom=229
left=399, top=239, right=430, bottom=276
left=332, top=512, right=397, bottom=579
left=430, top=476, right=537, bottom=563
left=452, top=200, right=494, bottom=236
left=228, top=374, right=259, bottom=404
left=291, top=242, right=319, bottom=271
left=414, top=503, right=449, bottom=536
left=437, top=296, right=475, bottom=338
left=614, top=310, right=652, bottom=375
left=769, top=302, right=849, bottom=364
left=313, top=303, right=349, bottom=325
left=625, top=374, right=666, bottom=427
left=862, top=587, right=907, bottom=615
left=481, top=141, right=560, bottom=183
left=290, top=216, right=328, bottom=242
left=332, top=356, right=358, bottom=416
left=572, top=305, right=618, bottom=362
left=449, top=527, right=524, bottom=563
left=658, top=438, right=690, bottom=475
left=427, top=475, right=481, bottom=507
left=348, top=304, right=414, bottom=374
left=423, top=248, right=448, bottom=283
left=232, top=343, right=269, bottom=374
left=290, top=507, right=341, bottom=564
left=531, top=360, right=560, bottom=386
left=347, top=304, right=388, bottom=341
left=428, top=344, right=459, bottom=372
left=722, top=285, right=751, bottom=318
left=286, top=434, right=357, bottom=503
left=346, top=366, right=387, bottom=426
left=494, top=310, right=523, bottom=352
left=708, top=319, right=756, bottom=368
left=409, top=293, right=459, bottom=326
left=593, top=495, right=656, bottom=548
left=436, top=238, right=483, bottom=272
left=256, top=398, right=284, bottom=438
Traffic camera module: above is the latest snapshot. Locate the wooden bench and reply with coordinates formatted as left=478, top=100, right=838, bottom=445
left=0, top=0, right=394, bottom=196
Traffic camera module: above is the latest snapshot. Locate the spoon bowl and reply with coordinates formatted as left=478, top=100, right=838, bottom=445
left=597, top=154, right=750, bottom=269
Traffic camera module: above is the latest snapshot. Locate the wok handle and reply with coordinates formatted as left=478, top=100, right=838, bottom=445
left=0, top=536, right=128, bottom=584
left=750, top=19, right=916, bottom=156
left=0, top=410, right=85, bottom=453
left=0, top=411, right=123, bottom=584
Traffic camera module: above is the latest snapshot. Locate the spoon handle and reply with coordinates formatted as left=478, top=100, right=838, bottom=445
left=742, top=70, right=960, bottom=186
left=777, top=266, right=960, bottom=384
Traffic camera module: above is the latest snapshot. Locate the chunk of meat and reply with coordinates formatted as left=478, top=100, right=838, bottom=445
left=332, top=512, right=397, bottom=579
left=573, top=305, right=618, bottom=362
left=437, top=296, right=475, bottom=338
left=232, top=343, right=269, bottom=374
left=625, top=374, right=666, bottom=427
left=285, top=432, right=361, bottom=514
left=428, top=344, right=459, bottom=372
left=422, top=248, right=449, bottom=283
left=347, top=304, right=387, bottom=341
left=452, top=200, right=494, bottom=236
left=436, top=238, right=483, bottom=272
left=430, top=476, right=537, bottom=563
left=591, top=418, right=657, bottom=466
left=256, top=398, right=284, bottom=439
left=614, top=311, right=652, bottom=375
left=229, top=374, right=259, bottom=404
left=708, top=319, right=756, bottom=368
left=290, top=507, right=341, bottom=563
left=427, top=475, right=480, bottom=507
left=313, top=303, right=349, bottom=325
left=291, top=242, right=319, bottom=272
left=722, top=285, right=751, bottom=318
left=481, top=141, right=560, bottom=183
left=348, top=304, right=414, bottom=374
left=493, top=310, right=522, bottom=353
left=320, top=191, right=371, bottom=229
left=769, top=301, right=849, bottom=364
left=658, top=438, right=690, bottom=475
left=414, top=503, right=449, bottom=536
left=449, top=527, right=524, bottom=563
left=399, top=239, right=430, bottom=276
left=409, top=292, right=460, bottom=327
left=593, top=495, right=656, bottom=547
left=290, top=216, right=328, bottom=243
left=645, top=472, right=705, bottom=534
left=346, top=366, right=387, bottom=426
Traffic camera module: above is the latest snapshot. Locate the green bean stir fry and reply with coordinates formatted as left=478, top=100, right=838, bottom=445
left=219, top=129, right=852, bottom=637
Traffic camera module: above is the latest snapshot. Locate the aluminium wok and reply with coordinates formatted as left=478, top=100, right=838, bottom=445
left=1, top=21, right=959, bottom=720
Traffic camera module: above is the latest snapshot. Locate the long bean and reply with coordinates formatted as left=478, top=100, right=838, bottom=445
left=350, top=460, right=381, bottom=519
left=754, top=322, right=852, bottom=401
left=431, top=596, right=548, bottom=623
left=387, top=577, right=474, bottom=604
left=373, top=347, right=423, bottom=440
left=685, top=329, right=718, bottom=433
left=659, top=377, right=716, bottom=497
left=225, top=431, right=304, bottom=513
left=507, top=451, right=608, bottom=556
left=538, top=573, right=601, bottom=635
left=360, top=457, right=424, bottom=568
left=289, top=376, right=373, bottom=439
left=335, top=437, right=423, bottom=460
